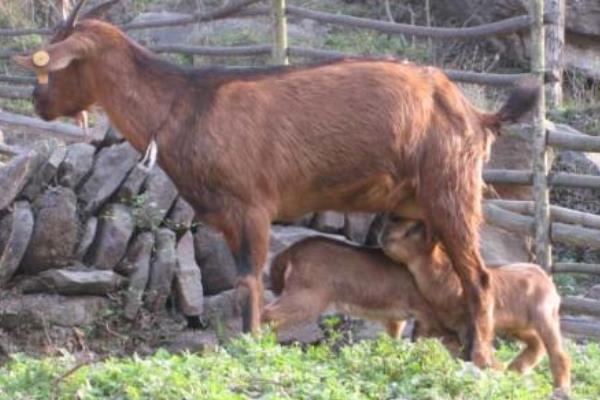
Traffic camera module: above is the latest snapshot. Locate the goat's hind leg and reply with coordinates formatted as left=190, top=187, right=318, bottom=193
left=537, top=311, right=571, bottom=391
left=262, top=290, right=329, bottom=332
left=507, top=330, right=545, bottom=374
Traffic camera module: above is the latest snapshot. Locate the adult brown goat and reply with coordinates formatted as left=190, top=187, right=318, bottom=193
left=13, top=0, right=538, bottom=367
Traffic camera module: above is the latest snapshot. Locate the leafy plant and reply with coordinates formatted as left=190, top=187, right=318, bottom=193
left=1, top=334, right=599, bottom=399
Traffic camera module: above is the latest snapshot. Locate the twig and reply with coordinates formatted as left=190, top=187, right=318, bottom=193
left=51, top=355, right=108, bottom=400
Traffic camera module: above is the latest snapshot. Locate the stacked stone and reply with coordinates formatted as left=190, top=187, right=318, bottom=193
left=0, top=129, right=377, bottom=336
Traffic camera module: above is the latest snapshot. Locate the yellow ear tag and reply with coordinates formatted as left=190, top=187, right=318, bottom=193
left=32, top=51, right=50, bottom=84
left=32, top=51, right=50, bottom=67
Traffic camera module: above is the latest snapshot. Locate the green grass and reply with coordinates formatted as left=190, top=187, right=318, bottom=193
left=1, top=334, right=600, bottom=399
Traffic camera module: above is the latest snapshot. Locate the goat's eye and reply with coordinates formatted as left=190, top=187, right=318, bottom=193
left=406, top=222, right=424, bottom=237
left=389, top=215, right=402, bottom=223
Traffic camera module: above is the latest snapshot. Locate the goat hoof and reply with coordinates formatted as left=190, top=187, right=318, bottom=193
left=550, top=388, right=570, bottom=400
left=186, top=316, right=209, bottom=330
left=471, top=350, right=493, bottom=369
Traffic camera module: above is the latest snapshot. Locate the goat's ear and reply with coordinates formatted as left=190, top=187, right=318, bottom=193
left=81, top=0, right=119, bottom=20
left=37, top=35, right=90, bottom=72
left=12, top=55, right=35, bottom=70
left=12, top=36, right=89, bottom=83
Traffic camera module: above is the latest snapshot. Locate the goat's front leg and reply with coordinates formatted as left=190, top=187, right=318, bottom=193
left=225, top=207, right=271, bottom=334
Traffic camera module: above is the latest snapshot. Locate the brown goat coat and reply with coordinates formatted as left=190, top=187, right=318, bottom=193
left=263, top=236, right=452, bottom=339
left=380, top=219, right=571, bottom=390
left=14, top=18, right=538, bottom=365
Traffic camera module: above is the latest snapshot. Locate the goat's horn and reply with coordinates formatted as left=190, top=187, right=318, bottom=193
left=64, top=0, right=88, bottom=29
left=80, top=0, right=120, bottom=20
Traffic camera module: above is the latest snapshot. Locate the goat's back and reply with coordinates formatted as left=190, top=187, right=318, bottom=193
left=183, top=60, right=492, bottom=220
left=270, top=236, right=423, bottom=311
left=491, top=263, right=560, bottom=327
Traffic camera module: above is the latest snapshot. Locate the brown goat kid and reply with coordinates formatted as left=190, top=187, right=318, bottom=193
left=13, top=0, right=538, bottom=366
left=263, top=236, right=456, bottom=342
left=380, top=217, right=571, bottom=391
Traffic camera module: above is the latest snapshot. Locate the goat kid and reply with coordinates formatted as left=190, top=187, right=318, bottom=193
left=263, top=236, right=459, bottom=348
left=13, top=0, right=539, bottom=366
left=380, top=217, right=571, bottom=391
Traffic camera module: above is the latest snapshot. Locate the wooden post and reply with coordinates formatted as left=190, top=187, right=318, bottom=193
left=272, top=0, right=288, bottom=65
left=545, top=0, right=565, bottom=108
left=531, top=0, right=551, bottom=271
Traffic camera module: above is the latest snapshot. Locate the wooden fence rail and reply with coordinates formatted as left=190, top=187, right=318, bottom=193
left=561, top=316, right=600, bottom=340
left=484, top=169, right=600, bottom=189
left=0, top=110, right=91, bottom=143
left=483, top=203, right=600, bottom=250
left=150, top=44, right=272, bottom=56
left=286, top=47, right=530, bottom=87
left=554, top=263, right=600, bottom=275
left=0, top=85, right=31, bottom=100
left=561, top=296, right=600, bottom=318
left=504, top=122, right=600, bottom=152
left=488, top=199, right=600, bottom=230
left=286, top=5, right=531, bottom=39
left=0, top=75, right=35, bottom=85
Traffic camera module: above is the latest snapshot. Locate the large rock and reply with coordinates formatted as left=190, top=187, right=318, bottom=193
left=167, top=197, right=196, bottom=234
left=174, top=232, right=203, bottom=317
left=203, top=288, right=239, bottom=325
left=122, top=232, right=154, bottom=320
left=20, top=187, right=79, bottom=274
left=311, top=211, right=345, bottom=234
left=268, top=225, right=347, bottom=268
left=135, top=167, right=178, bottom=230
left=486, top=132, right=534, bottom=200
left=566, top=1, right=600, bottom=37
left=88, top=204, right=135, bottom=270
left=163, top=330, right=218, bottom=354
left=193, top=224, right=341, bottom=295
left=0, top=201, right=34, bottom=286
left=0, top=294, right=108, bottom=329
left=74, top=217, right=98, bottom=261
left=116, top=164, right=149, bottom=203
left=57, top=142, right=96, bottom=189
left=146, top=228, right=177, bottom=312
left=194, top=225, right=237, bottom=295
left=78, top=142, right=139, bottom=215
left=19, top=269, right=125, bottom=295
left=480, top=223, right=532, bottom=265
left=343, top=213, right=376, bottom=244
left=21, top=145, right=67, bottom=200
left=0, top=150, right=47, bottom=211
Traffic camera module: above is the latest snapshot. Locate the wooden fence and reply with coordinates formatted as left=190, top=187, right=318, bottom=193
left=2, top=0, right=600, bottom=335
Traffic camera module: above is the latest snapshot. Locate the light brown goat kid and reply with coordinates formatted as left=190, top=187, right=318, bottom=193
left=263, top=236, right=457, bottom=345
left=380, top=217, right=571, bottom=391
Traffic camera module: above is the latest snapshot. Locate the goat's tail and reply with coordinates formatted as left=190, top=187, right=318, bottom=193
left=270, top=251, right=291, bottom=295
left=480, top=79, right=539, bottom=134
